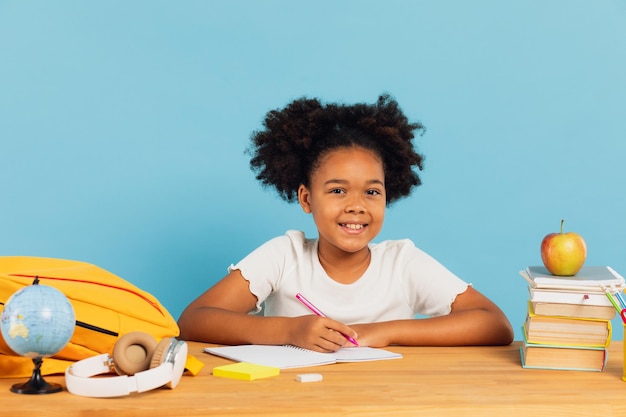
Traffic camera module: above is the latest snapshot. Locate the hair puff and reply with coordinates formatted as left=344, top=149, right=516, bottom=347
left=247, top=94, right=425, bottom=205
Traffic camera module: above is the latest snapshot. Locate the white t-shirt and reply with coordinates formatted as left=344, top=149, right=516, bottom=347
left=229, top=230, right=469, bottom=324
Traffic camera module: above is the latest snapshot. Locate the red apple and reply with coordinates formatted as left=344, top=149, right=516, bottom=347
left=540, top=219, right=587, bottom=276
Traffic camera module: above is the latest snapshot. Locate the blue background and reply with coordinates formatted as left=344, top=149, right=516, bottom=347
left=1, top=1, right=625, bottom=341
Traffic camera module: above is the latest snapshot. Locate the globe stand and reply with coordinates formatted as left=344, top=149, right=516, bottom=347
left=11, top=356, right=62, bottom=394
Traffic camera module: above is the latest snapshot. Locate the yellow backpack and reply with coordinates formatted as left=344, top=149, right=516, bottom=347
left=0, top=256, right=180, bottom=377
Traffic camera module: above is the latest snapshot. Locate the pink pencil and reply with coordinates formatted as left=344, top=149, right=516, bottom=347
left=295, top=293, right=359, bottom=346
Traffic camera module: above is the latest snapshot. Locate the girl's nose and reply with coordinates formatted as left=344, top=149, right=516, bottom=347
left=345, top=198, right=366, bottom=214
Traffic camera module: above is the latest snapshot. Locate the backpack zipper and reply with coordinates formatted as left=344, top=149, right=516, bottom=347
left=75, top=320, right=118, bottom=336
left=8, top=274, right=164, bottom=315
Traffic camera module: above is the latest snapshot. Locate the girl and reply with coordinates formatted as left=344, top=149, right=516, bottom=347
left=178, top=95, right=514, bottom=351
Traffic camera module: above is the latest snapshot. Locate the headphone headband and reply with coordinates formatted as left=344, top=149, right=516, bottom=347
left=65, top=338, right=187, bottom=397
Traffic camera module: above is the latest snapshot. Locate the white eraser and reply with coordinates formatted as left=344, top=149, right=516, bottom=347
left=296, top=373, right=323, bottom=383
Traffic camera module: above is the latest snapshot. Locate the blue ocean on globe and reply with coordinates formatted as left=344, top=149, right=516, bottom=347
left=0, top=284, right=75, bottom=359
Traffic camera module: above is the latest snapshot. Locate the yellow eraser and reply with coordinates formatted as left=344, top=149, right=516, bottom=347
left=185, top=355, right=205, bottom=376
left=213, top=362, right=280, bottom=381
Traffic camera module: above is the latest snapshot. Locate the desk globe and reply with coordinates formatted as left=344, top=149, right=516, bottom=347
left=0, top=277, right=75, bottom=394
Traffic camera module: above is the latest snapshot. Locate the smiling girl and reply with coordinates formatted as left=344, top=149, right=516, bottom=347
left=178, top=95, right=513, bottom=351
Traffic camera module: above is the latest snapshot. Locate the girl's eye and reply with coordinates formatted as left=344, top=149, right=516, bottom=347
left=329, top=188, right=345, bottom=194
left=366, top=189, right=382, bottom=196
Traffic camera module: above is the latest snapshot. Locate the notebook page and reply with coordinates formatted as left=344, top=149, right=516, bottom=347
left=332, top=346, right=403, bottom=362
left=203, top=345, right=336, bottom=369
left=204, top=345, right=403, bottom=368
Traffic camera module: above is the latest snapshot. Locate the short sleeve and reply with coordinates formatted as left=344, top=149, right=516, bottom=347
left=227, top=232, right=301, bottom=314
left=400, top=243, right=470, bottom=317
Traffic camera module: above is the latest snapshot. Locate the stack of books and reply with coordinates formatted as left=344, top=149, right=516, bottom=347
left=519, top=265, right=625, bottom=372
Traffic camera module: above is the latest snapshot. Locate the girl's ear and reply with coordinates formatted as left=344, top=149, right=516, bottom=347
left=298, top=184, right=312, bottom=214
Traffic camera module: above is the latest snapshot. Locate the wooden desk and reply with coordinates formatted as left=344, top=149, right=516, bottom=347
left=1, top=341, right=625, bottom=417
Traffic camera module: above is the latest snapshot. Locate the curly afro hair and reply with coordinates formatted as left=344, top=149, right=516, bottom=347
left=247, top=94, right=425, bottom=205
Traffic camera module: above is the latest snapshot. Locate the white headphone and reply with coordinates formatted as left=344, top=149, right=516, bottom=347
left=65, top=331, right=188, bottom=397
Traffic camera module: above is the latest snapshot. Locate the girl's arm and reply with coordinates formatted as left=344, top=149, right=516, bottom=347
left=349, top=287, right=514, bottom=347
left=177, top=269, right=358, bottom=352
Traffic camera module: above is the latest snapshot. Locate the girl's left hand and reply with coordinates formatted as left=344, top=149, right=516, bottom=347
left=347, top=323, right=390, bottom=348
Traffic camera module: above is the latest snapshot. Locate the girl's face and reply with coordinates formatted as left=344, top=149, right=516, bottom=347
left=298, top=146, right=386, bottom=257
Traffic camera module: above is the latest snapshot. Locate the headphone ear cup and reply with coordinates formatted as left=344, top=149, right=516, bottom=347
left=149, top=338, right=174, bottom=369
left=112, top=332, right=158, bottom=376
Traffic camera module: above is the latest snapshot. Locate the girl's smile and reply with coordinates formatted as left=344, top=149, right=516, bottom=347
left=340, top=223, right=366, bottom=232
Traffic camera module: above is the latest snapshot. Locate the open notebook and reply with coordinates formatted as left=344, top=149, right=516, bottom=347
left=203, top=345, right=402, bottom=369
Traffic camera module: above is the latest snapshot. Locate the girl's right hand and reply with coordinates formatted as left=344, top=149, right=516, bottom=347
left=288, top=315, right=358, bottom=352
